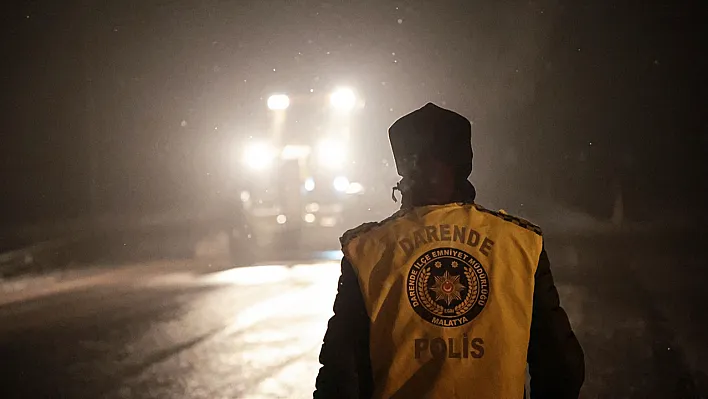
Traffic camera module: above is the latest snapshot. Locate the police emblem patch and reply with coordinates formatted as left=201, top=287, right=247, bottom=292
left=406, top=247, right=489, bottom=327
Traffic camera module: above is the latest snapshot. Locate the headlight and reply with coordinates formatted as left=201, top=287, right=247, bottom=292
left=304, top=177, right=316, bottom=192
left=333, top=176, right=350, bottom=192
left=243, top=142, right=275, bottom=170
left=329, top=88, right=356, bottom=111
left=345, top=182, right=364, bottom=195
left=318, top=139, right=346, bottom=168
left=267, top=94, right=290, bottom=110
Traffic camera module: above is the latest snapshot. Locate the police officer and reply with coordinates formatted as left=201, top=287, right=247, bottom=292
left=314, top=103, right=585, bottom=399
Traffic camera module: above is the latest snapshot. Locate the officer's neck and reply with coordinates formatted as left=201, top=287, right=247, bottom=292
left=402, top=181, right=476, bottom=209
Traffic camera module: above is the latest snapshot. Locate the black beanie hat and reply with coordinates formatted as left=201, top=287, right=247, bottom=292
left=388, top=103, right=472, bottom=179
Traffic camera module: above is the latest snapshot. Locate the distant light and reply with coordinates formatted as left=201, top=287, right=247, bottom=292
left=243, top=142, right=275, bottom=170
left=330, top=88, right=356, bottom=111
left=320, top=217, right=337, bottom=227
left=304, top=177, right=316, bottom=192
left=319, top=250, right=343, bottom=260
left=306, top=202, right=320, bottom=213
left=267, top=94, right=290, bottom=110
left=318, top=139, right=346, bottom=168
left=345, top=182, right=364, bottom=195
left=304, top=213, right=316, bottom=223
left=276, top=214, right=287, bottom=224
left=333, top=176, right=350, bottom=192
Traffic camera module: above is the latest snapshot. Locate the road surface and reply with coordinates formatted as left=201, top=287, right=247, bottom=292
left=0, top=237, right=707, bottom=398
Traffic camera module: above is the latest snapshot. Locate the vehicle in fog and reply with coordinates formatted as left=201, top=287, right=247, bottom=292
left=233, top=86, right=369, bottom=252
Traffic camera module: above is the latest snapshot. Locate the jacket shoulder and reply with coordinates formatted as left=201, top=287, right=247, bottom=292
left=340, top=222, right=379, bottom=247
left=473, top=204, right=543, bottom=236
left=340, top=209, right=412, bottom=247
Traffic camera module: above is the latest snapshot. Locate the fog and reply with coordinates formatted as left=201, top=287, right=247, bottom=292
left=1, top=1, right=706, bottom=398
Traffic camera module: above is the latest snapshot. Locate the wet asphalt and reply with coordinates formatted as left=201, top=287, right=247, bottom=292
left=0, top=234, right=706, bottom=399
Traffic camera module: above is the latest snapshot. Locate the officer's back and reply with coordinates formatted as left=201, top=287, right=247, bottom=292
left=315, top=103, right=584, bottom=399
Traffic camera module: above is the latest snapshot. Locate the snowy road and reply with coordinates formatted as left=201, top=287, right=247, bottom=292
left=0, top=236, right=706, bottom=398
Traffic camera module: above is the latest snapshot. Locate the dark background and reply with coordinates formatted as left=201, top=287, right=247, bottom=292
left=1, top=0, right=706, bottom=226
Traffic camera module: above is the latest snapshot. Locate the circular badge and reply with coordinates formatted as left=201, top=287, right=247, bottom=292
left=406, top=247, right=490, bottom=327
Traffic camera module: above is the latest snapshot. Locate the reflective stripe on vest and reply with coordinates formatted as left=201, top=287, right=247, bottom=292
left=342, top=203, right=543, bottom=399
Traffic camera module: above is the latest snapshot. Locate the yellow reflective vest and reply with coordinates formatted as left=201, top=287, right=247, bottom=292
left=340, top=203, right=544, bottom=399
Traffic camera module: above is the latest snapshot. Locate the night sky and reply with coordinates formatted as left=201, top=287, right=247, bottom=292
left=1, top=0, right=706, bottom=225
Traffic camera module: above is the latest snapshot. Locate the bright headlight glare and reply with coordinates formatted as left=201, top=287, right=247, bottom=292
left=243, top=142, right=275, bottom=170
left=318, top=139, right=346, bottom=168
left=304, top=177, right=316, bottom=192
left=267, top=94, right=290, bottom=110
left=333, top=176, right=350, bottom=192
left=345, top=182, right=364, bottom=195
left=329, top=88, right=356, bottom=111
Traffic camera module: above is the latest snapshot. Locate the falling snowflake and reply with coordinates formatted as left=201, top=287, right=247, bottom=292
left=435, top=261, right=442, bottom=268
left=397, top=18, right=403, bottom=24
left=180, top=120, right=187, bottom=127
